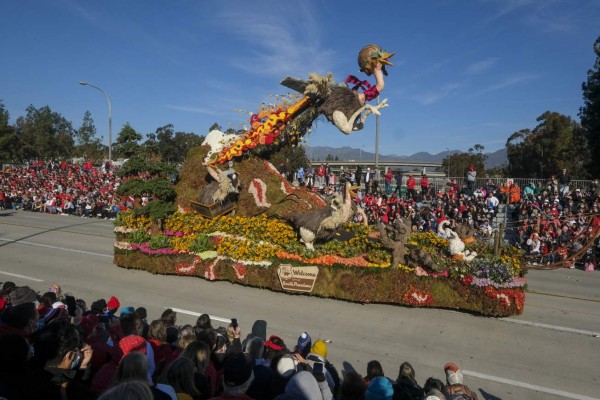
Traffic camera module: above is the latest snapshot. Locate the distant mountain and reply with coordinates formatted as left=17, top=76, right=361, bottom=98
left=307, top=146, right=507, bottom=169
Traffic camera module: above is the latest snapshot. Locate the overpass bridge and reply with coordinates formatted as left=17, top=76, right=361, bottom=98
left=309, top=160, right=445, bottom=176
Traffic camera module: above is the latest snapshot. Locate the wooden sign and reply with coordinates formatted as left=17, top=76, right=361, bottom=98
left=277, top=265, right=319, bottom=293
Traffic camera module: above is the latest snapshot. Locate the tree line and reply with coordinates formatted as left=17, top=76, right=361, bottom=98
left=0, top=104, right=205, bottom=164
left=1, top=35, right=599, bottom=176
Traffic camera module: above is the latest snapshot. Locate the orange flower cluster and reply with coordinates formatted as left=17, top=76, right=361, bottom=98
left=214, top=96, right=311, bottom=164
left=276, top=251, right=378, bottom=268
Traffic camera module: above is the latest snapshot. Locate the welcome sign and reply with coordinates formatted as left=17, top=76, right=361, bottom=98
left=277, top=265, right=319, bottom=293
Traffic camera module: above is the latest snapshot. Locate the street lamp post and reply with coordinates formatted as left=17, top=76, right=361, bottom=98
left=79, top=81, right=112, bottom=162
left=446, top=147, right=450, bottom=178
left=375, top=96, right=380, bottom=181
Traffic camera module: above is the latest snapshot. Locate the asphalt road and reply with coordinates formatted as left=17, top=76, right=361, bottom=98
left=0, top=210, right=599, bottom=400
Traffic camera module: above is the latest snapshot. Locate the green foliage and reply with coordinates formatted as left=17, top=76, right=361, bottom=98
left=141, top=127, right=203, bottom=164
left=117, top=157, right=176, bottom=178
left=0, top=101, right=18, bottom=163
left=441, top=146, right=486, bottom=178
left=114, top=122, right=142, bottom=158
left=365, top=248, right=391, bottom=265
left=74, top=111, right=101, bottom=159
left=14, top=105, right=75, bottom=160
left=117, top=177, right=175, bottom=201
left=263, top=144, right=309, bottom=174
left=148, top=234, right=171, bottom=249
left=130, top=230, right=151, bottom=244
left=188, top=234, right=213, bottom=253
left=579, top=35, right=600, bottom=177
left=506, top=112, right=585, bottom=178
left=208, top=122, right=222, bottom=132
left=132, top=200, right=176, bottom=221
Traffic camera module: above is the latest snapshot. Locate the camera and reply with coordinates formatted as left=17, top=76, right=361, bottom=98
left=231, top=318, right=238, bottom=329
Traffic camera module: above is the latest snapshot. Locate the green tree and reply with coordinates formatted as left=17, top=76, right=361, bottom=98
left=0, top=101, right=19, bottom=162
left=116, top=157, right=176, bottom=228
left=15, top=105, right=74, bottom=160
left=114, top=122, right=142, bottom=159
left=208, top=122, right=221, bottom=132
left=155, top=124, right=176, bottom=162
left=172, top=131, right=204, bottom=162
left=142, top=132, right=160, bottom=160
left=579, top=35, right=600, bottom=177
left=267, top=144, right=309, bottom=174
left=506, top=112, right=584, bottom=178
left=442, top=149, right=485, bottom=179
left=74, top=111, right=104, bottom=160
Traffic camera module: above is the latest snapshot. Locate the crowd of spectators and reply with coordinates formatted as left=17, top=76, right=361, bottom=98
left=508, top=171, right=600, bottom=268
left=0, top=281, right=481, bottom=399
left=290, top=164, right=599, bottom=269
left=0, top=160, right=129, bottom=219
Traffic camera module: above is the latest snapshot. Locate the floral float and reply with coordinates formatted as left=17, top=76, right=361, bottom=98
left=114, top=211, right=526, bottom=317
left=113, top=45, right=526, bottom=317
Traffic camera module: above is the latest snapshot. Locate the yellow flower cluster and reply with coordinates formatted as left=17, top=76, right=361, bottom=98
left=117, top=212, right=152, bottom=231
left=164, top=212, right=210, bottom=233
left=169, top=236, right=197, bottom=253
left=217, top=236, right=279, bottom=261
left=163, top=213, right=297, bottom=246
left=500, top=254, right=521, bottom=275
left=407, top=232, right=449, bottom=252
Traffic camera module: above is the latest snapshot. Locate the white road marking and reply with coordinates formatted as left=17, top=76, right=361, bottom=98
left=0, top=270, right=44, bottom=282
left=0, top=238, right=113, bottom=258
left=168, top=307, right=232, bottom=324
left=501, top=318, right=600, bottom=338
left=464, top=370, right=599, bottom=400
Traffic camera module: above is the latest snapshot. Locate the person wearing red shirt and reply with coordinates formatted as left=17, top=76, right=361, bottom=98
left=317, top=164, right=326, bottom=188
left=406, top=175, right=416, bottom=200
left=384, top=168, right=393, bottom=194
left=419, top=174, right=429, bottom=199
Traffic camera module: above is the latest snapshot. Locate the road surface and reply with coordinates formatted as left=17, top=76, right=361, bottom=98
left=0, top=210, right=598, bottom=400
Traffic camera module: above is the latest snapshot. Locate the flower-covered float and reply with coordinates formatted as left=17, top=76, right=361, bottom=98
left=113, top=45, right=526, bottom=317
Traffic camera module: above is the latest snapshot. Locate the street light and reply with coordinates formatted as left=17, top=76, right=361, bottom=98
left=375, top=96, right=380, bottom=181
left=79, top=81, right=112, bottom=162
left=446, top=147, right=450, bottom=178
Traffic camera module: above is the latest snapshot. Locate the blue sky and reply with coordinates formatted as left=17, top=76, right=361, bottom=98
left=1, top=0, right=598, bottom=156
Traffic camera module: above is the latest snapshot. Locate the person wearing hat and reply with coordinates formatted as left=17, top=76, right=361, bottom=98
left=527, top=233, right=541, bottom=256
left=443, top=362, right=479, bottom=399
left=294, top=332, right=312, bottom=359
left=304, top=339, right=340, bottom=395
left=365, top=376, right=394, bottom=400
left=284, top=370, right=334, bottom=400
left=208, top=351, right=255, bottom=400
left=466, top=165, right=476, bottom=194
left=8, top=286, right=38, bottom=307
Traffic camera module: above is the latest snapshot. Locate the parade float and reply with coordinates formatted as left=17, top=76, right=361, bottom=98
left=113, top=45, right=527, bottom=317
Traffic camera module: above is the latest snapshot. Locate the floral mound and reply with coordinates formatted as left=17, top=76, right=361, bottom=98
left=175, top=146, right=325, bottom=217
left=113, top=213, right=526, bottom=317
